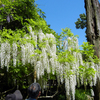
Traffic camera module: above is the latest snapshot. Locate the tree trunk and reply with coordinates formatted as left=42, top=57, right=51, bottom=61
left=84, top=0, right=100, bottom=99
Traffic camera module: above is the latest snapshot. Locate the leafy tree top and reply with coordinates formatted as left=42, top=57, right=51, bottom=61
left=0, top=0, right=56, bottom=36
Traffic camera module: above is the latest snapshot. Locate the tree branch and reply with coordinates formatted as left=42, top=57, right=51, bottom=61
left=0, top=87, right=15, bottom=95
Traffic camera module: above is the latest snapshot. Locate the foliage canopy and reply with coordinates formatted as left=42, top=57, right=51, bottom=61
left=75, top=13, right=86, bottom=29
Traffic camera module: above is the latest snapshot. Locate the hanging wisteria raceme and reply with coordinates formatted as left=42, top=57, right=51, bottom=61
left=1, top=43, right=5, bottom=68
left=35, top=61, right=43, bottom=80
left=41, top=48, right=48, bottom=69
left=6, top=43, right=10, bottom=70
left=67, top=37, right=72, bottom=51
left=65, top=76, right=70, bottom=96
left=12, top=43, right=17, bottom=67
left=90, top=62, right=97, bottom=86
left=55, top=62, right=61, bottom=85
left=21, top=43, right=35, bottom=66
left=93, top=67, right=97, bottom=86
left=1, top=42, right=10, bottom=71
left=63, top=40, right=67, bottom=50
left=60, top=37, right=62, bottom=49
left=72, top=36, right=79, bottom=50
left=78, top=52, right=83, bottom=65
left=59, top=64, right=64, bottom=84
left=21, top=44, right=26, bottom=65
left=46, top=33, right=56, bottom=54
left=39, top=30, right=46, bottom=43
left=69, top=73, right=76, bottom=100
left=46, top=59, right=50, bottom=74
left=94, top=64, right=98, bottom=84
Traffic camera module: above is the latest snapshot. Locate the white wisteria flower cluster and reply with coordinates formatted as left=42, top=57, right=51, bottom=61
left=0, top=26, right=100, bottom=100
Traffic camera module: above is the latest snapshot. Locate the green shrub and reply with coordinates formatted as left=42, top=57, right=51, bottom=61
left=75, top=88, right=91, bottom=100
left=58, top=94, right=66, bottom=100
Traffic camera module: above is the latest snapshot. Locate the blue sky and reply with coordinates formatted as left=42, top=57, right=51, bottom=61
left=35, top=0, right=100, bottom=46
